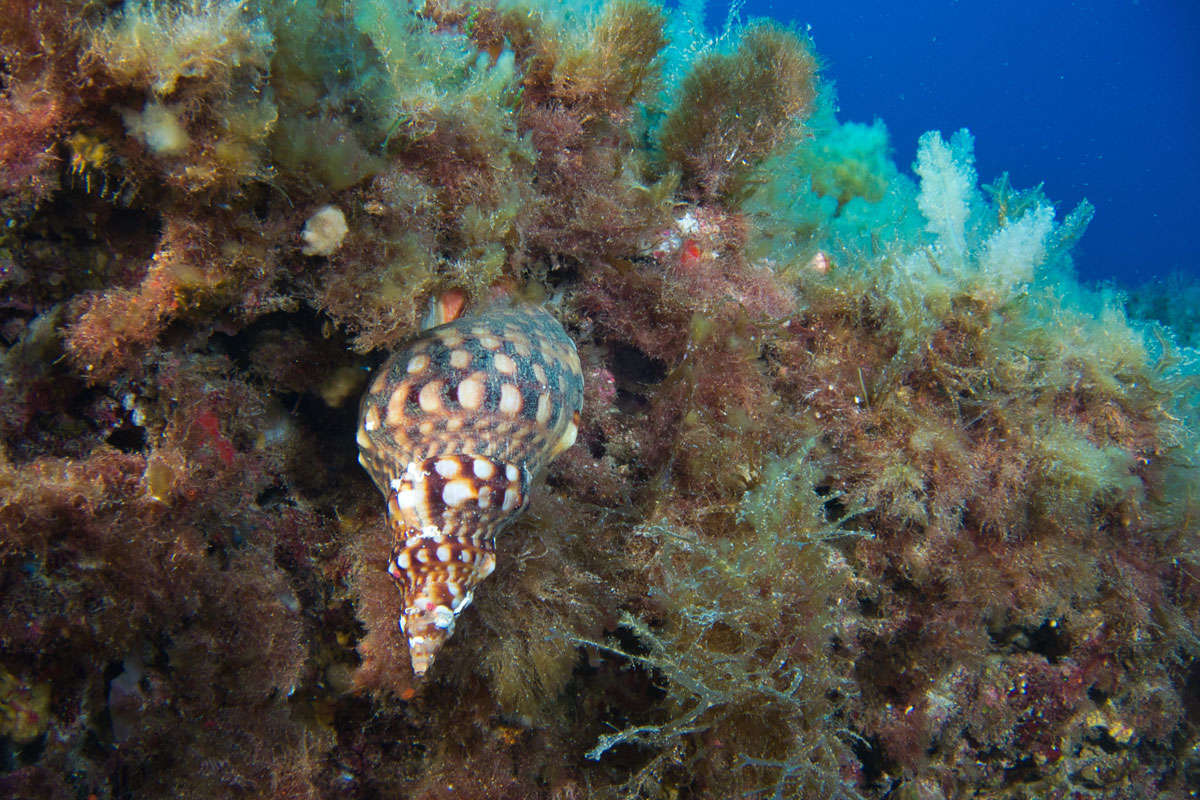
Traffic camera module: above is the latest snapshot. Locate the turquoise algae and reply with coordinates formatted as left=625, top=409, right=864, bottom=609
left=0, top=1, right=1196, bottom=798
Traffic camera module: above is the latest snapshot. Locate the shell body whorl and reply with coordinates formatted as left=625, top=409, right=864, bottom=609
left=356, top=305, right=584, bottom=675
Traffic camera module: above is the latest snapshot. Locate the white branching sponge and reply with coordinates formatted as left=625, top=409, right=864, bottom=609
left=914, top=129, right=977, bottom=264
left=978, top=203, right=1056, bottom=297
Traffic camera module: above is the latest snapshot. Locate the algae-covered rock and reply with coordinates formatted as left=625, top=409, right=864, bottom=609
left=0, top=1, right=1195, bottom=798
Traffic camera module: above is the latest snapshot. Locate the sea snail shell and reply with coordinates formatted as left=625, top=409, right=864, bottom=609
left=356, top=305, right=584, bottom=676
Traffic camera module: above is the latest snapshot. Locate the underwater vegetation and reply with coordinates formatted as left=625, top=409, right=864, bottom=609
left=0, top=0, right=1197, bottom=797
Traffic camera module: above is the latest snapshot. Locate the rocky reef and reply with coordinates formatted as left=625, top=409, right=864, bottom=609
left=1, top=1, right=1197, bottom=797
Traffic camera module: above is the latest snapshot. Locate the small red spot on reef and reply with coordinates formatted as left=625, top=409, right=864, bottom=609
left=680, top=239, right=702, bottom=266
left=194, top=408, right=235, bottom=465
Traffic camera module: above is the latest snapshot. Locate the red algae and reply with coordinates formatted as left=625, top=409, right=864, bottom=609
left=0, top=1, right=1196, bottom=799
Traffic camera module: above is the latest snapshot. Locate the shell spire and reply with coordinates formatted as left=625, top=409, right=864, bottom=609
left=356, top=304, right=584, bottom=676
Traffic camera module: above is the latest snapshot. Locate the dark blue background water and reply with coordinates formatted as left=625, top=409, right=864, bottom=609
left=731, top=1, right=1200, bottom=287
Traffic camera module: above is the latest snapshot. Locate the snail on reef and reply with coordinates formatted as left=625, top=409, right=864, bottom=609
left=356, top=303, right=584, bottom=676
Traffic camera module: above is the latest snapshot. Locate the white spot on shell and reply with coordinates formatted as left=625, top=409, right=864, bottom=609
left=563, top=420, right=579, bottom=448
left=436, top=544, right=453, bottom=562
left=443, top=479, right=475, bottom=507
left=536, top=393, right=551, bottom=424
left=386, top=386, right=408, bottom=427
left=434, top=458, right=460, bottom=478
left=551, top=419, right=579, bottom=458
left=493, top=352, right=516, bottom=375
left=397, top=551, right=411, bottom=570
left=479, top=334, right=501, bottom=350
left=502, top=488, right=520, bottom=511
left=457, top=377, right=484, bottom=410
left=418, top=381, right=442, bottom=412
left=505, top=464, right=519, bottom=482
left=396, top=489, right=417, bottom=509
left=432, top=605, right=455, bottom=630
left=449, top=349, right=471, bottom=369
left=498, top=383, right=522, bottom=415
left=473, top=458, right=495, bottom=479
left=407, top=354, right=430, bottom=373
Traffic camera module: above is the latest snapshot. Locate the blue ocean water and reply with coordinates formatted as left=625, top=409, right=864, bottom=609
left=737, top=0, right=1200, bottom=288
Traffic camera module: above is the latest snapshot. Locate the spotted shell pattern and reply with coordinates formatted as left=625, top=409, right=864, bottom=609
left=356, top=306, right=584, bottom=675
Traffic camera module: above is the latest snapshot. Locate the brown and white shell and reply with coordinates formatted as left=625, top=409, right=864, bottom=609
left=356, top=305, right=584, bottom=675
